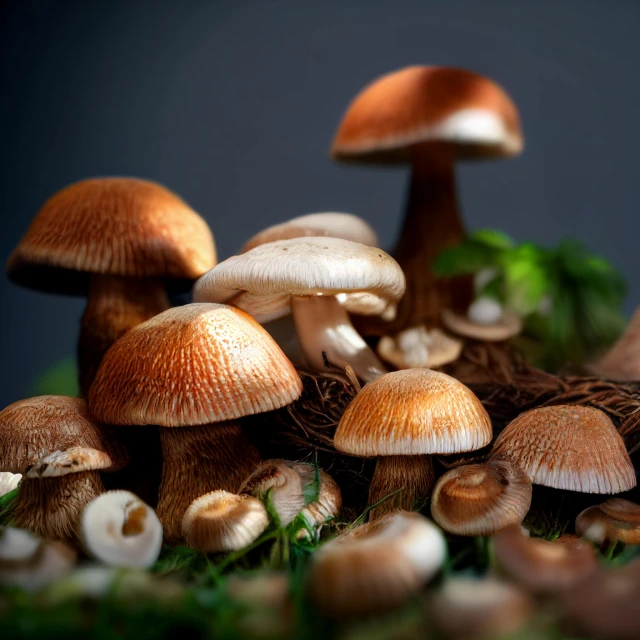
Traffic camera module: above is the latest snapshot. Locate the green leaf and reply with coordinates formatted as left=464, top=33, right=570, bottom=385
left=30, top=357, right=79, bottom=397
left=470, top=228, right=515, bottom=249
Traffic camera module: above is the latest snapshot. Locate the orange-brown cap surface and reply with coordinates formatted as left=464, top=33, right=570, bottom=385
left=332, top=66, right=522, bottom=164
left=491, top=406, right=636, bottom=494
left=89, top=303, right=302, bottom=426
left=334, top=369, right=492, bottom=456
left=6, top=178, right=216, bottom=294
left=576, top=499, right=640, bottom=546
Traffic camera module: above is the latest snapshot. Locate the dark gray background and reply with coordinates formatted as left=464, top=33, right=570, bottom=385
left=1, top=0, right=639, bottom=407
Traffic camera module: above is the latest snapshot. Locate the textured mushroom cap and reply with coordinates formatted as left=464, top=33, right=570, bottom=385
left=431, top=459, right=532, bottom=536
left=491, top=406, right=636, bottom=494
left=193, top=237, right=406, bottom=323
left=286, top=462, right=342, bottom=529
left=242, top=212, right=378, bottom=252
left=308, top=511, right=446, bottom=617
left=442, top=308, right=522, bottom=341
left=331, top=66, right=522, bottom=164
left=89, top=304, right=302, bottom=426
left=26, top=447, right=115, bottom=478
left=6, top=177, right=216, bottom=295
left=182, top=490, right=269, bottom=552
left=576, top=499, right=640, bottom=546
left=0, top=396, right=127, bottom=474
left=81, top=491, right=163, bottom=569
left=334, top=369, right=492, bottom=456
left=378, top=329, right=463, bottom=369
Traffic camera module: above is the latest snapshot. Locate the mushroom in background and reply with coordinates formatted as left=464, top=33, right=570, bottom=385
left=442, top=300, right=522, bottom=342
left=575, top=498, right=640, bottom=547
left=591, top=306, right=640, bottom=381
left=6, top=177, right=216, bottom=396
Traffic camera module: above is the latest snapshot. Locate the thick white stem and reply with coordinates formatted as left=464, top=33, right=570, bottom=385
left=291, top=295, right=387, bottom=382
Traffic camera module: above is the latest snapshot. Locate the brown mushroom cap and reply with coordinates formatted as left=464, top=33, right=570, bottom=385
left=334, top=369, right=492, bottom=456
left=0, top=396, right=127, bottom=474
left=88, top=303, right=302, bottom=426
left=441, top=308, right=522, bottom=342
left=431, top=459, right=532, bottom=536
left=491, top=406, right=636, bottom=494
left=377, top=328, right=463, bottom=369
left=6, top=177, right=216, bottom=295
left=576, top=499, right=640, bottom=546
left=331, top=66, right=522, bottom=164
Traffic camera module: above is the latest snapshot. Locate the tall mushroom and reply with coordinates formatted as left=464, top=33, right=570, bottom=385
left=194, top=237, right=405, bottom=381
left=88, top=303, right=303, bottom=542
left=0, top=396, right=127, bottom=542
left=6, top=177, right=216, bottom=396
left=331, top=66, right=523, bottom=334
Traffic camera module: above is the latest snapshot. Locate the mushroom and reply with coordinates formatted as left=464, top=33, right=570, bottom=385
left=334, top=369, right=492, bottom=518
left=575, top=498, right=640, bottom=546
left=431, top=459, right=532, bottom=536
left=428, top=578, right=533, bottom=640
left=193, top=237, right=405, bottom=381
left=0, top=472, right=21, bottom=497
left=307, top=511, right=446, bottom=617
left=442, top=305, right=522, bottom=342
left=331, top=66, right=522, bottom=333
left=0, top=396, right=127, bottom=542
left=88, top=303, right=302, bottom=542
left=491, top=406, right=636, bottom=493
left=6, top=177, right=216, bottom=396
left=492, top=525, right=598, bottom=592
left=378, top=327, right=463, bottom=370
left=591, top=306, right=640, bottom=381
left=181, top=490, right=269, bottom=552
left=81, top=491, right=162, bottom=568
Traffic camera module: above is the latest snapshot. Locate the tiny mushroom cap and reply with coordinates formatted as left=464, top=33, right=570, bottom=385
left=429, top=577, right=533, bottom=640
left=575, top=498, right=640, bottom=546
left=331, top=66, right=522, bottom=163
left=307, top=511, right=446, bottom=617
left=561, top=560, right=640, bottom=640
left=182, top=491, right=269, bottom=553
left=0, top=472, right=21, bottom=497
left=431, top=459, right=532, bottom=536
left=378, top=328, right=463, bottom=370
left=81, top=491, right=163, bottom=569
left=442, top=307, right=522, bottom=341
left=492, top=525, right=598, bottom=593
left=491, top=406, right=636, bottom=494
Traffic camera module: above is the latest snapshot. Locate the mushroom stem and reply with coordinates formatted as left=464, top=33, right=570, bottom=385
left=9, top=472, right=106, bottom=543
left=156, top=423, right=262, bottom=543
left=388, top=142, right=473, bottom=332
left=291, top=295, right=387, bottom=382
left=368, top=455, right=434, bottom=520
left=78, top=274, right=170, bottom=397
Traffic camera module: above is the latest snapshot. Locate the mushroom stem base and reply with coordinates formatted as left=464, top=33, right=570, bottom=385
left=157, top=423, right=262, bottom=544
left=368, top=455, right=434, bottom=520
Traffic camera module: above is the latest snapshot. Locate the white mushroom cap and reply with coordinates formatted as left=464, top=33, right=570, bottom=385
left=194, top=237, right=406, bottom=323
left=467, top=297, right=503, bottom=325
left=442, top=308, right=522, bottom=341
left=81, top=491, right=163, bottom=569
left=0, top=471, right=21, bottom=496
left=378, top=328, right=463, bottom=370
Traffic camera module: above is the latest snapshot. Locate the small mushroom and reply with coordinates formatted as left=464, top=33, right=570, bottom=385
left=491, top=406, right=636, bottom=493
left=89, top=304, right=302, bottom=543
left=591, top=306, right=640, bottom=382
left=81, top=491, right=162, bottom=568
left=307, top=511, right=446, bottom=617
left=431, top=459, right=532, bottom=536
left=575, top=498, right=640, bottom=546
left=0, top=472, right=21, bottom=497
left=194, top=237, right=405, bottom=381
left=334, top=369, right=492, bottom=518
left=442, top=306, right=522, bottom=342
left=378, top=327, right=463, bottom=369
left=6, top=177, right=216, bottom=396
left=492, top=525, right=597, bottom=592
left=181, top=491, right=269, bottom=552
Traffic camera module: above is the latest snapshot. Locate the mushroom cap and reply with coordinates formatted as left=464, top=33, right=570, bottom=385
left=193, top=237, right=406, bottom=323
left=0, top=396, right=127, bottom=475
left=334, top=369, right=492, bottom=456
left=576, top=499, right=640, bottom=546
left=491, top=406, right=636, bottom=493
left=442, top=308, right=522, bottom=341
left=0, top=472, right=21, bottom=497
left=492, top=526, right=598, bottom=592
left=331, top=66, right=522, bottom=164
left=26, top=447, right=115, bottom=478
left=88, top=303, right=302, bottom=427
left=307, top=511, right=446, bottom=617
left=242, top=212, right=378, bottom=252
left=378, top=328, right=463, bottom=370
left=6, top=177, right=216, bottom=295
left=181, top=490, right=269, bottom=552
left=431, top=459, right=532, bottom=536
left=81, top=491, right=163, bottom=569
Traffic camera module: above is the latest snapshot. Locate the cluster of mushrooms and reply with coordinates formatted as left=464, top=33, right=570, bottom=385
left=1, top=65, right=639, bottom=638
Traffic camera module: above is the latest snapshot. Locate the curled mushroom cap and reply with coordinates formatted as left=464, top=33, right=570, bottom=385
left=27, top=447, right=115, bottom=478
left=182, top=491, right=269, bottom=552
left=0, top=472, right=21, bottom=497
left=491, top=406, right=636, bottom=493
left=431, top=459, right=532, bottom=536
left=442, top=307, right=522, bottom=342
left=492, top=525, right=597, bottom=593
left=378, top=328, right=463, bottom=370
left=81, top=491, right=163, bottom=569
left=576, top=498, right=640, bottom=546
left=307, top=511, right=446, bottom=617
